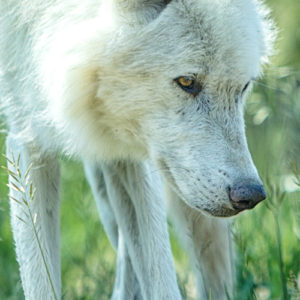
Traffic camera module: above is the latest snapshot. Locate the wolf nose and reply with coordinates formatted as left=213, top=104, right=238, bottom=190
left=229, top=183, right=266, bottom=210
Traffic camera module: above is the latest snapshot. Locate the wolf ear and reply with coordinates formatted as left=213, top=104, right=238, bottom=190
left=114, top=0, right=172, bottom=24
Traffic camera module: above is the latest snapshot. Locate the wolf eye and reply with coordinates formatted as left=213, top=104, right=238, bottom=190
left=177, top=76, right=194, bottom=87
left=174, top=76, right=201, bottom=96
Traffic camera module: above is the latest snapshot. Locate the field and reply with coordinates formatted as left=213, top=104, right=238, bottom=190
left=0, top=0, right=300, bottom=299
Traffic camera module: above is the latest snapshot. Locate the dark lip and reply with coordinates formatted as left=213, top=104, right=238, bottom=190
left=231, top=199, right=263, bottom=211
left=203, top=207, right=243, bottom=218
left=158, top=158, right=240, bottom=217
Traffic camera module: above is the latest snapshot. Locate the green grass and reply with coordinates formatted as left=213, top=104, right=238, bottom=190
left=1, top=0, right=300, bottom=299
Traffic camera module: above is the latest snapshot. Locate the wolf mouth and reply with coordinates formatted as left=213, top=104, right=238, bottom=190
left=158, top=159, right=240, bottom=217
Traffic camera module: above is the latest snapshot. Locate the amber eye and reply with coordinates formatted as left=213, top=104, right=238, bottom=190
left=174, top=76, right=201, bottom=96
left=177, top=76, right=194, bottom=87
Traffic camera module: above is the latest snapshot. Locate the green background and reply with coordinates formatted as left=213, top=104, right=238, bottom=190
left=1, top=1, right=300, bottom=299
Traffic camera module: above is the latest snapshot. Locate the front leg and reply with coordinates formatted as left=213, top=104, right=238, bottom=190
left=166, top=187, right=235, bottom=300
left=101, top=160, right=181, bottom=300
left=84, top=161, right=141, bottom=300
left=6, top=134, right=61, bottom=300
left=111, top=231, right=142, bottom=300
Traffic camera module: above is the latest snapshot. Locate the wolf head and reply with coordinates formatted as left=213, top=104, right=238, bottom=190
left=51, top=0, right=274, bottom=217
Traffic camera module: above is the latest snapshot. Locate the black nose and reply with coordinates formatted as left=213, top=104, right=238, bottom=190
left=229, top=183, right=266, bottom=210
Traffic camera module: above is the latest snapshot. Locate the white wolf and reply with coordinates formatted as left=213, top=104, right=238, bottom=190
left=0, top=0, right=274, bottom=299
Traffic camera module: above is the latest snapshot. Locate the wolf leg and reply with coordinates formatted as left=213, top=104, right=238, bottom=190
left=84, top=162, right=119, bottom=248
left=100, top=160, right=181, bottom=300
left=6, top=134, right=61, bottom=300
left=166, top=187, right=235, bottom=300
left=84, top=162, right=142, bottom=300
left=111, top=231, right=143, bottom=300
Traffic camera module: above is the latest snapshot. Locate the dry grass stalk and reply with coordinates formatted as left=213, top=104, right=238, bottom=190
left=2, top=152, right=58, bottom=300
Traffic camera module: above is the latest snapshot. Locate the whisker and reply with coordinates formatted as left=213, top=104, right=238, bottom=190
left=253, top=80, right=284, bottom=92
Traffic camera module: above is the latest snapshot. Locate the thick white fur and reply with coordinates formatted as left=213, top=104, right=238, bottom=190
left=0, top=0, right=274, bottom=299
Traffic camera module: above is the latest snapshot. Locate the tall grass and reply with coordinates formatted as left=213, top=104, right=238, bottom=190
left=4, top=153, right=58, bottom=300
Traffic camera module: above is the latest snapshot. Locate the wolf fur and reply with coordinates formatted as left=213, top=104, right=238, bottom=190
left=0, top=0, right=274, bottom=299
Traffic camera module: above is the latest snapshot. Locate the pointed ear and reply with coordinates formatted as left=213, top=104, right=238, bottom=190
left=113, top=0, right=172, bottom=24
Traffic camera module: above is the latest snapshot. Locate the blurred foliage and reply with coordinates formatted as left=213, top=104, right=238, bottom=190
left=1, top=0, right=300, bottom=299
